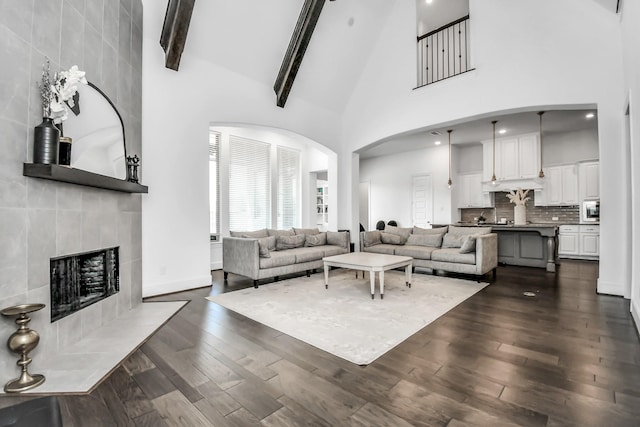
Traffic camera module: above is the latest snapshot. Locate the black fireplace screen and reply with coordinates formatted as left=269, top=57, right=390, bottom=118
left=50, top=247, right=120, bottom=322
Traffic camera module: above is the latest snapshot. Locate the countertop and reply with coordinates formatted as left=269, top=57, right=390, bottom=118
left=445, top=223, right=559, bottom=236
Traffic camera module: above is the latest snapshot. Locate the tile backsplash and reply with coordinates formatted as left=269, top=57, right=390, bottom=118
left=460, top=191, right=580, bottom=224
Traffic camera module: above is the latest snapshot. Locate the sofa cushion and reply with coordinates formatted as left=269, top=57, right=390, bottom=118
left=259, top=251, right=297, bottom=269
left=431, top=248, right=476, bottom=265
left=459, top=235, right=477, bottom=254
left=305, top=233, right=327, bottom=247
left=394, top=245, right=437, bottom=260
left=442, top=233, right=468, bottom=248
left=383, top=225, right=412, bottom=243
left=257, top=236, right=277, bottom=258
left=276, top=234, right=306, bottom=250
left=268, top=228, right=295, bottom=237
left=293, top=227, right=320, bottom=236
left=448, top=225, right=492, bottom=236
left=362, top=231, right=382, bottom=247
left=380, top=232, right=403, bottom=245
left=230, top=229, right=268, bottom=238
left=412, top=225, right=448, bottom=235
left=327, top=231, right=349, bottom=248
left=406, top=233, right=443, bottom=248
left=286, top=247, right=325, bottom=263
left=363, top=244, right=396, bottom=255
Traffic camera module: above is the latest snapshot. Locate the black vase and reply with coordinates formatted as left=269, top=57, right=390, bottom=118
left=33, top=118, right=60, bottom=164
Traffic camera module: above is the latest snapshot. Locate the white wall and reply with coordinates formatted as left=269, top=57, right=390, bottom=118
left=360, top=145, right=453, bottom=228
left=621, top=0, right=640, bottom=328
left=142, top=1, right=341, bottom=297
left=340, top=0, right=628, bottom=297
left=544, top=129, right=599, bottom=165
left=457, top=144, right=483, bottom=174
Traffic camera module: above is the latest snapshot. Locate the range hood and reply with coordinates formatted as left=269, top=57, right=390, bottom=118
left=482, top=178, right=545, bottom=192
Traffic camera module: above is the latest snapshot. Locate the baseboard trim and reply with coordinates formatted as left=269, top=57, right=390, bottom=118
left=210, top=261, right=223, bottom=270
left=597, top=278, right=624, bottom=296
left=143, top=275, right=211, bottom=298
left=632, top=299, right=640, bottom=339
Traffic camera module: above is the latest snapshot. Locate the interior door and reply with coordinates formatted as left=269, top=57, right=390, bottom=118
left=412, top=175, right=433, bottom=228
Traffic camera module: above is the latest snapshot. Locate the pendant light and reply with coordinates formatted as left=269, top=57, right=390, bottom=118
left=491, top=120, right=497, bottom=185
left=537, top=111, right=545, bottom=178
left=447, top=129, right=453, bottom=188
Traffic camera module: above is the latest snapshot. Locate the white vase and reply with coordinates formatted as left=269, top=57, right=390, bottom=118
left=514, top=204, right=526, bottom=225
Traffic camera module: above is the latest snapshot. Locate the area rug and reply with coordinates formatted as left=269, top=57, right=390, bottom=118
left=206, top=270, right=488, bottom=365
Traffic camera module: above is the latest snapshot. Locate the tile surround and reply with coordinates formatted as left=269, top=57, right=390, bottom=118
left=0, top=0, right=145, bottom=389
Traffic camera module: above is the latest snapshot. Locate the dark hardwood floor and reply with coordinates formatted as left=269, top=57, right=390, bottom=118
left=2, top=260, right=640, bottom=426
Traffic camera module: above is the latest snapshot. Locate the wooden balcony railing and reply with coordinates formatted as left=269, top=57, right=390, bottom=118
left=417, top=15, right=473, bottom=88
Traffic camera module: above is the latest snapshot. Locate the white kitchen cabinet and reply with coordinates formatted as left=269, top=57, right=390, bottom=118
left=558, top=224, right=599, bottom=259
left=558, top=225, right=579, bottom=256
left=579, top=161, right=599, bottom=200
left=482, top=133, right=540, bottom=182
left=534, top=164, right=578, bottom=206
left=458, top=173, right=494, bottom=208
left=579, top=225, right=600, bottom=257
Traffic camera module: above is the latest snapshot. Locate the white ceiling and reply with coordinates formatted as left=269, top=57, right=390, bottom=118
left=359, top=109, right=599, bottom=159
left=182, top=0, right=393, bottom=113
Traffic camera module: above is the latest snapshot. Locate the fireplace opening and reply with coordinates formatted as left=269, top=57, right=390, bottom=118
left=50, top=247, right=120, bottom=322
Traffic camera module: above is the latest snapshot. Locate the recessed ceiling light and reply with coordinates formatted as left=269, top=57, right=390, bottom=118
left=434, top=141, right=441, bottom=145
left=585, top=113, right=595, bottom=119
left=426, top=0, right=433, bottom=4
left=499, top=129, right=507, bottom=134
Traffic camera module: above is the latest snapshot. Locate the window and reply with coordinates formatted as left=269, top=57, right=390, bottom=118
left=209, top=131, right=220, bottom=241
left=277, top=147, right=301, bottom=229
left=228, top=136, right=271, bottom=231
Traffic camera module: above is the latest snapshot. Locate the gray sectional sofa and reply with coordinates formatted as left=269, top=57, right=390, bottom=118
left=360, top=225, right=498, bottom=280
left=223, top=228, right=349, bottom=287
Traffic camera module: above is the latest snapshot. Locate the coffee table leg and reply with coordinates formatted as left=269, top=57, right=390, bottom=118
left=324, top=264, right=329, bottom=289
left=370, top=270, right=375, bottom=299
left=379, top=270, right=384, bottom=299
left=405, top=264, right=412, bottom=288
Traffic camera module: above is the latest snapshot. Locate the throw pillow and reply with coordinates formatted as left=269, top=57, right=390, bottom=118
left=258, top=236, right=277, bottom=251
left=442, top=233, right=467, bottom=248
left=383, top=225, right=412, bottom=243
left=268, top=228, right=295, bottom=237
left=276, top=234, right=306, bottom=250
left=293, top=227, right=320, bottom=236
left=326, top=231, right=349, bottom=248
left=305, top=233, right=327, bottom=247
left=362, top=231, right=382, bottom=247
left=459, top=235, right=477, bottom=253
left=380, top=232, right=403, bottom=245
left=406, top=233, right=443, bottom=248
left=412, top=225, right=448, bottom=235
left=257, top=239, right=274, bottom=258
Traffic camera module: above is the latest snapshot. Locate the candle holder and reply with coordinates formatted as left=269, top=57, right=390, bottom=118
left=1, top=303, right=46, bottom=393
left=126, top=154, right=140, bottom=183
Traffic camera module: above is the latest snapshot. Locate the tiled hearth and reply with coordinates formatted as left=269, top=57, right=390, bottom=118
left=0, top=301, right=186, bottom=395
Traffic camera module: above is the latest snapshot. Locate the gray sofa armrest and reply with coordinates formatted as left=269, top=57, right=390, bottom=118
left=223, top=237, right=260, bottom=280
left=475, top=233, right=498, bottom=275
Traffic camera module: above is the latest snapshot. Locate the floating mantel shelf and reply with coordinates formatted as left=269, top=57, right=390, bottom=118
left=23, top=163, right=149, bottom=193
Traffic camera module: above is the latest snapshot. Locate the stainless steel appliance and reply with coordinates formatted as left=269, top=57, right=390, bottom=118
left=582, top=199, right=600, bottom=223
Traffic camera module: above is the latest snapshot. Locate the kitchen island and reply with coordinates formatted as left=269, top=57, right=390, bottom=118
left=450, top=223, right=559, bottom=272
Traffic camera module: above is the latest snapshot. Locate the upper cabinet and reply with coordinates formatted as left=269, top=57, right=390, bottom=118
left=457, top=173, right=494, bottom=208
left=482, top=133, right=540, bottom=182
left=579, top=161, right=599, bottom=200
left=534, top=164, right=578, bottom=206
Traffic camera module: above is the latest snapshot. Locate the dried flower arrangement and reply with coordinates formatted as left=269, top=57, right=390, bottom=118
left=37, top=59, right=87, bottom=124
left=506, top=188, right=531, bottom=206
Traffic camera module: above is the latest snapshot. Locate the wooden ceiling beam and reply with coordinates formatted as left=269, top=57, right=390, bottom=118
left=274, top=0, right=334, bottom=108
left=160, top=0, right=196, bottom=71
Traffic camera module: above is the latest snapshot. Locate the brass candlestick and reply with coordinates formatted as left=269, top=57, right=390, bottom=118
left=1, top=303, right=46, bottom=392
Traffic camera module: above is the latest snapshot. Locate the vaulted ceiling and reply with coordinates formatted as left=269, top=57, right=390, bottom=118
left=181, top=0, right=394, bottom=113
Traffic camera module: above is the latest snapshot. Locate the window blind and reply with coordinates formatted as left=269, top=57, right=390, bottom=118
left=228, top=136, right=271, bottom=231
left=277, top=146, right=300, bottom=229
left=209, top=131, right=220, bottom=238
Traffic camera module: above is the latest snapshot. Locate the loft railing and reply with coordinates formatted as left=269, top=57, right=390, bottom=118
left=417, top=15, right=473, bottom=88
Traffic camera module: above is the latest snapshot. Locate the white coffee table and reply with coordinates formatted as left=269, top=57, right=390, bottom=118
left=323, top=252, right=413, bottom=299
